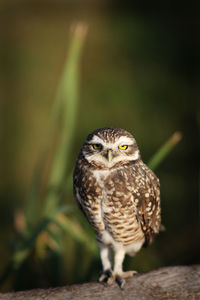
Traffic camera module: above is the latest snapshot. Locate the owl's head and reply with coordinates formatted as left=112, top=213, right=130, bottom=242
left=81, top=128, right=140, bottom=168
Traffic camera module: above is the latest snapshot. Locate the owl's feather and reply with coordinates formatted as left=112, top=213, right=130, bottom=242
left=74, top=156, right=161, bottom=248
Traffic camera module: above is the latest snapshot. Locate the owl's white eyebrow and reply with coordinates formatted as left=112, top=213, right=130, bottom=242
left=88, top=136, right=105, bottom=145
left=88, top=135, right=134, bottom=147
left=115, top=136, right=134, bottom=145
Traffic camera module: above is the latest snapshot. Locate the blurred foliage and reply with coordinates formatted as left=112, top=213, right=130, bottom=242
left=0, top=22, right=99, bottom=290
left=0, top=0, right=199, bottom=292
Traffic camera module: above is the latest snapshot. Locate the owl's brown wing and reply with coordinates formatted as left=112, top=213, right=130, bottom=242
left=134, top=165, right=161, bottom=247
left=73, top=162, right=106, bottom=236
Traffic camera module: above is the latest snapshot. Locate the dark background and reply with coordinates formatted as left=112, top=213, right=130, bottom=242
left=0, top=0, right=199, bottom=292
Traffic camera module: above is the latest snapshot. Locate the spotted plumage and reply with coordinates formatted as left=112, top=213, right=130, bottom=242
left=73, top=128, right=161, bottom=287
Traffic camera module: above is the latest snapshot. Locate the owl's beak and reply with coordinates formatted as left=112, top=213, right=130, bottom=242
left=107, top=149, right=113, bottom=162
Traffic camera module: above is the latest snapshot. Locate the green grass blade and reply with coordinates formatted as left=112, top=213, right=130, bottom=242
left=25, top=154, right=46, bottom=228
left=51, top=215, right=98, bottom=255
left=148, top=131, right=182, bottom=171
left=44, top=24, right=88, bottom=216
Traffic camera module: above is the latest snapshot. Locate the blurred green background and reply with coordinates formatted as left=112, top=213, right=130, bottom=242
left=0, top=0, right=199, bottom=292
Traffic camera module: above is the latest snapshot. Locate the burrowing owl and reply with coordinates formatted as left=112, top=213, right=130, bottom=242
left=73, top=128, right=161, bottom=287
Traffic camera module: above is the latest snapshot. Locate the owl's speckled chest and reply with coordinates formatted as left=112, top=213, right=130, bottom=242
left=75, top=160, right=137, bottom=210
left=74, top=158, right=151, bottom=247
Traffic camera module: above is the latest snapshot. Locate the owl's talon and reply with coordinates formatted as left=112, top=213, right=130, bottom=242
left=115, top=270, right=137, bottom=288
left=107, top=276, right=115, bottom=285
left=99, top=269, right=113, bottom=283
left=116, top=276, right=125, bottom=289
left=120, top=270, right=137, bottom=278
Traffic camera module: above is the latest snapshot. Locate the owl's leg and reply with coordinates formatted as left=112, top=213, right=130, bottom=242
left=113, top=248, right=137, bottom=288
left=113, top=248, right=125, bottom=274
left=98, top=244, right=114, bottom=284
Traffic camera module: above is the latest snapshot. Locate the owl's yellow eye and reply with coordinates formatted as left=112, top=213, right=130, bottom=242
left=119, top=145, right=128, bottom=150
left=92, top=144, right=102, bottom=150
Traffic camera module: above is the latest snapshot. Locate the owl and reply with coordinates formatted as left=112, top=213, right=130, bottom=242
left=73, top=128, right=161, bottom=288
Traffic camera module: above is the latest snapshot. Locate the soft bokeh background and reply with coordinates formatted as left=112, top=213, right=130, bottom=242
left=0, top=0, right=199, bottom=292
